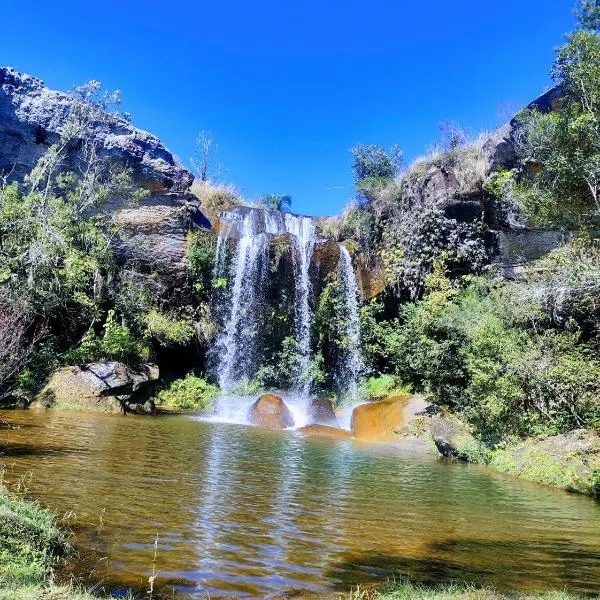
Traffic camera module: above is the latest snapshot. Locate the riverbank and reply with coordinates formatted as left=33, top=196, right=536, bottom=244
left=346, top=581, right=594, bottom=600
left=0, top=478, right=113, bottom=600
left=414, top=410, right=600, bottom=499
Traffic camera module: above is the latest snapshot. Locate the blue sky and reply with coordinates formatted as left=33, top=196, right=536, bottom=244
left=1, top=1, right=575, bottom=216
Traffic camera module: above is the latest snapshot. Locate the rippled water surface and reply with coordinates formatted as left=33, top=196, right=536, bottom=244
left=1, top=410, right=600, bottom=598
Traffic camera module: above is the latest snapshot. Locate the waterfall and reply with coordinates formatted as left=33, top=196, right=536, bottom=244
left=214, top=210, right=269, bottom=394
left=286, top=214, right=316, bottom=395
left=212, top=207, right=316, bottom=399
left=338, top=245, right=363, bottom=401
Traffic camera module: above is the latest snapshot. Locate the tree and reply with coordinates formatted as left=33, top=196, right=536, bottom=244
left=351, top=144, right=403, bottom=201
left=191, top=130, right=220, bottom=182
left=260, top=194, right=292, bottom=211
left=514, top=2, right=600, bottom=226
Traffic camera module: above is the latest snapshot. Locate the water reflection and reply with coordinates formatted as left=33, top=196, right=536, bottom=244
left=1, top=410, right=600, bottom=598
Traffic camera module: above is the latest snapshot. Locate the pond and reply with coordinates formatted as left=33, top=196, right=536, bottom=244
left=1, top=410, right=600, bottom=598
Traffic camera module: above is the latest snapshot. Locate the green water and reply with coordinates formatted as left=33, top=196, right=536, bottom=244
left=1, top=409, right=600, bottom=598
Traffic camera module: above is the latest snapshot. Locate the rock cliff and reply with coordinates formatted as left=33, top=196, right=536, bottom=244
left=0, top=66, right=210, bottom=271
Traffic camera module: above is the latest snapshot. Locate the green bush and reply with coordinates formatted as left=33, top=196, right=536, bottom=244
left=363, top=374, right=411, bottom=400
left=144, top=309, right=195, bottom=347
left=155, top=374, right=219, bottom=411
left=64, top=310, right=150, bottom=365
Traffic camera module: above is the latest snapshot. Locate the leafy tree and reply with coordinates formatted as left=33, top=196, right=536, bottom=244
left=351, top=144, right=403, bottom=201
left=514, top=1, right=600, bottom=226
left=260, top=194, right=292, bottom=211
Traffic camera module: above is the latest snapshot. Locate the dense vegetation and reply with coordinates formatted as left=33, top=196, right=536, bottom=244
left=312, top=2, right=600, bottom=450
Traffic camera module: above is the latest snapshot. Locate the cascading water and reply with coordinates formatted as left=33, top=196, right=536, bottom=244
left=214, top=210, right=270, bottom=395
left=338, top=245, right=363, bottom=402
left=211, top=207, right=317, bottom=419
left=286, top=215, right=316, bottom=395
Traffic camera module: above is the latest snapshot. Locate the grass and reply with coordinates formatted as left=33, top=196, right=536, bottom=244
left=0, top=475, right=123, bottom=599
left=344, top=580, right=594, bottom=600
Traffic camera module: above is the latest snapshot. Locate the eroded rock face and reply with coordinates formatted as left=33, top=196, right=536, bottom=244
left=351, top=396, right=410, bottom=442
left=34, top=362, right=159, bottom=414
left=307, top=398, right=338, bottom=426
left=0, top=67, right=210, bottom=271
left=298, top=424, right=353, bottom=440
left=0, top=67, right=192, bottom=192
left=247, top=393, right=295, bottom=430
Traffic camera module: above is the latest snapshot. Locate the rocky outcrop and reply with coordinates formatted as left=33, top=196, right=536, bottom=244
left=429, top=415, right=487, bottom=461
left=247, top=394, right=295, bottom=429
left=0, top=66, right=210, bottom=271
left=33, top=362, right=159, bottom=414
left=307, top=398, right=338, bottom=426
left=489, top=429, right=600, bottom=497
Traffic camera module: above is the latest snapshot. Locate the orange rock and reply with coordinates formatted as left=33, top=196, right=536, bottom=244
left=248, top=394, right=295, bottom=430
left=298, top=424, right=353, bottom=440
left=351, top=395, right=410, bottom=442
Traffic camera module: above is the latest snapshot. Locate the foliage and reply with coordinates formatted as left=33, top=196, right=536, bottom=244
left=379, top=206, right=488, bottom=299
left=362, top=374, right=411, bottom=399
left=260, top=194, right=292, bottom=211
left=369, top=246, right=600, bottom=443
left=192, top=181, right=243, bottom=216
left=345, top=579, right=587, bottom=600
left=513, top=4, right=600, bottom=227
left=64, top=310, right=150, bottom=364
left=187, top=231, right=217, bottom=293
left=0, top=480, right=70, bottom=588
left=155, top=374, right=219, bottom=411
left=144, top=309, right=195, bottom=347
left=351, top=144, right=403, bottom=201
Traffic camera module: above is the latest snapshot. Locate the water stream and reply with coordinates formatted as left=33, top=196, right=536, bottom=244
left=2, top=410, right=600, bottom=599
left=338, top=245, right=363, bottom=402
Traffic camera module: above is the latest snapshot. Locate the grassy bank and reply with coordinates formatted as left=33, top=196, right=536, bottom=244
left=0, top=478, right=102, bottom=599
left=346, top=580, right=596, bottom=600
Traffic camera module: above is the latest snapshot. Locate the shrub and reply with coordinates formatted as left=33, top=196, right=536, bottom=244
left=64, top=310, right=150, bottom=365
left=155, top=374, right=219, bottom=411
left=144, top=309, right=194, bottom=347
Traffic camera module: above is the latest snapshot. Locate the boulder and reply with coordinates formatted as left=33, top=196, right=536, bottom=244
left=34, top=362, right=159, bottom=414
left=298, top=424, right=353, bottom=440
left=307, top=398, right=338, bottom=426
left=247, top=394, right=295, bottom=430
left=429, top=415, right=486, bottom=461
left=351, top=396, right=410, bottom=442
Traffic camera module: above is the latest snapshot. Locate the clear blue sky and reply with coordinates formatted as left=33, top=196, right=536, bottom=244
left=1, top=0, right=576, bottom=216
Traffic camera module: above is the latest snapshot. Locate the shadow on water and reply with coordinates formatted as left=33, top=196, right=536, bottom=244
left=326, top=538, right=600, bottom=594
left=0, top=443, right=85, bottom=458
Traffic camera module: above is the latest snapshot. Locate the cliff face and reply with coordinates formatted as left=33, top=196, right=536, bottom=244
left=0, top=66, right=209, bottom=271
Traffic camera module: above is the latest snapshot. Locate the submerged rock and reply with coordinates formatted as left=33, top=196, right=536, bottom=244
left=247, top=394, right=295, bottom=430
left=298, top=424, right=353, bottom=440
left=307, top=398, right=338, bottom=426
left=351, top=396, right=410, bottom=442
left=34, top=362, right=159, bottom=414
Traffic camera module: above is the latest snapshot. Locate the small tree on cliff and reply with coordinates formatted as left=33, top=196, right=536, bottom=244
left=260, top=194, right=292, bottom=211
left=351, top=143, right=404, bottom=202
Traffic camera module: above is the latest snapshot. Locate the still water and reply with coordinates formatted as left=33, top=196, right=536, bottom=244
left=1, top=410, right=600, bottom=598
